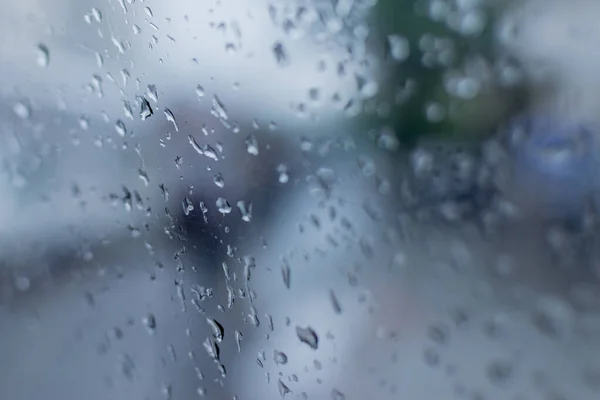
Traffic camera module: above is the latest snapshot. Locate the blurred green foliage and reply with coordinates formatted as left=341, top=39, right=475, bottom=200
left=365, top=0, right=526, bottom=146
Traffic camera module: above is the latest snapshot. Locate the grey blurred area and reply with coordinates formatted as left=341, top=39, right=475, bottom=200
left=2, top=0, right=600, bottom=400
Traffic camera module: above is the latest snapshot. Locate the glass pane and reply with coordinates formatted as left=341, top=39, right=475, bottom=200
left=1, top=0, right=599, bottom=399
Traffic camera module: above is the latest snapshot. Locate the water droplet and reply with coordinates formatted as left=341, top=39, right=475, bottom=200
left=14, top=276, right=31, bottom=292
left=273, top=350, right=288, bottom=365
left=111, top=36, right=126, bottom=54
left=235, top=330, right=243, bottom=352
left=206, top=318, right=225, bottom=342
left=115, top=120, right=127, bottom=136
left=428, top=323, right=450, bottom=345
left=281, top=262, right=291, bottom=289
left=278, top=379, right=291, bottom=397
left=95, top=52, right=104, bottom=67
left=245, top=135, right=259, bottom=155
left=296, top=326, right=318, bottom=349
left=213, top=173, right=225, bottom=188
left=277, top=164, right=289, bottom=183
left=202, top=144, right=219, bottom=161
left=331, top=389, right=346, bottom=400
left=140, top=98, right=153, bottom=120
left=423, top=347, right=440, bottom=367
left=138, top=169, right=149, bottom=186
left=211, top=95, right=229, bottom=120
left=91, top=7, right=102, bottom=22
left=143, top=314, right=156, bottom=334
left=203, top=337, right=220, bottom=361
left=273, top=42, right=289, bottom=66
left=236, top=200, right=252, bottom=222
left=123, top=101, right=134, bottom=119
left=387, top=34, right=410, bottom=62
left=329, top=289, right=342, bottom=314
left=216, top=198, right=231, bottom=214
left=487, top=360, right=514, bottom=386
left=13, top=101, right=31, bottom=119
left=36, top=44, right=50, bottom=67
left=164, top=108, right=179, bottom=131
left=120, top=354, right=136, bottom=380
left=144, top=6, right=153, bottom=17
left=147, top=84, right=158, bottom=102
left=196, top=85, right=205, bottom=100
left=79, top=116, right=89, bottom=130
left=182, top=197, right=194, bottom=216
left=532, top=296, right=573, bottom=338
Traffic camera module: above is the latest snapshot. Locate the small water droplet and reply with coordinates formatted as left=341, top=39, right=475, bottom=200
left=281, top=262, right=291, bottom=289
left=143, top=314, right=156, bottom=334
left=387, top=34, right=410, bottom=62
left=120, top=354, right=136, bottom=380
left=296, top=326, right=318, bottom=349
left=273, top=350, right=288, bottom=365
left=115, top=120, right=127, bottom=136
left=487, top=360, right=514, bottom=386
left=206, top=318, right=225, bottom=342
left=196, top=85, right=205, bottom=99
left=203, top=337, right=220, bottom=361
left=236, top=200, right=252, bottom=222
left=91, top=7, right=102, bottom=22
left=278, top=379, right=291, bottom=397
left=331, top=389, right=346, bottom=400
left=211, top=95, right=229, bottom=120
left=164, top=108, right=179, bottom=131
left=79, top=116, right=89, bottom=130
left=273, top=42, right=289, bottom=66
left=202, top=144, right=219, bottom=161
left=216, top=197, right=231, bottom=214
left=140, top=98, right=153, bottom=120
left=36, top=44, right=50, bottom=67
left=13, top=101, right=31, bottom=119
left=213, top=173, right=224, bottom=188
left=14, top=276, right=31, bottom=292
left=138, top=169, right=149, bottom=186
left=245, top=135, right=259, bottom=155
left=182, top=197, right=194, bottom=216
left=328, top=289, right=342, bottom=314
left=235, top=330, right=243, bottom=352
left=147, top=84, right=158, bottom=102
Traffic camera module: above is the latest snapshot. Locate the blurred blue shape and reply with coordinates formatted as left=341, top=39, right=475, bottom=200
left=507, top=115, right=599, bottom=216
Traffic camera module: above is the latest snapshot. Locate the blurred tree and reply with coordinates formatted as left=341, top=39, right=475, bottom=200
left=365, top=0, right=527, bottom=146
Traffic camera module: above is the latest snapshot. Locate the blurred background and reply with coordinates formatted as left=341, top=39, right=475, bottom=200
left=2, top=0, right=600, bottom=399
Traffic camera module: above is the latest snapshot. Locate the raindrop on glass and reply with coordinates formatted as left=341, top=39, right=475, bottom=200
left=295, top=326, right=318, bottom=349
left=36, top=44, right=50, bottom=67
